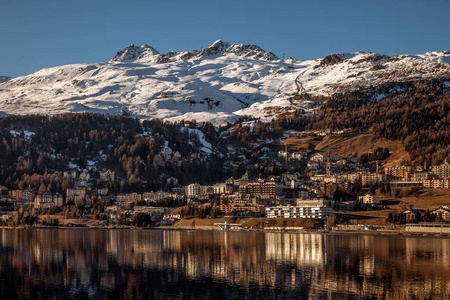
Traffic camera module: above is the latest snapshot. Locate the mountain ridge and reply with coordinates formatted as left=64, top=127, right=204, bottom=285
left=110, top=40, right=278, bottom=64
left=0, top=41, right=449, bottom=125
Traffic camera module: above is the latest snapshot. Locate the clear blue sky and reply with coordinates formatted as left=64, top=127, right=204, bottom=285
left=1, top=0, right=449, bottom=77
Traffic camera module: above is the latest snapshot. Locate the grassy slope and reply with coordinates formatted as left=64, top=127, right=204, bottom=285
left=346, top=188, right=450, bottom=225
left=315, top=133, right=410, bottom=166
left=282, top=132, right=409, bottom=166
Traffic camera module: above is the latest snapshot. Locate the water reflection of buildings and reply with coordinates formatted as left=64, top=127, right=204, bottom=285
left=265, top=233, right=325, bottom=266
left=405, top=237, right=450, bottom=266
left=2, top=229, right=450, bottom=298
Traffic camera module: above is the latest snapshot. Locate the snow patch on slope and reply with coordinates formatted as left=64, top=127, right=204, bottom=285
left=0, top=42, right=449, bottom=125
left=182, top=127, right=213, bottom=153
left=10, top=130, right=35, bottom=142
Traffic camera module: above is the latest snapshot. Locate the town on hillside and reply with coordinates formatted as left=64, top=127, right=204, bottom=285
left=1, top=143, right=450, bottom=230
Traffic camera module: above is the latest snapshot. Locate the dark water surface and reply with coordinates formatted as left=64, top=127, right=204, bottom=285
left=1, top=229, right=450, bottom=299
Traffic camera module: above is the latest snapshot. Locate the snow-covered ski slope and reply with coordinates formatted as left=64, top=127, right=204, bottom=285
left=0, top=40, right=449, bottom=125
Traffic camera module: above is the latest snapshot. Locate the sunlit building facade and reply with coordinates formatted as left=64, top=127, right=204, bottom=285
left=266, top=203, right=332, bottom=219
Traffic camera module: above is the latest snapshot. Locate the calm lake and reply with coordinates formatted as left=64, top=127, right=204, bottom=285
left=1, top=229, right=450, bottom=299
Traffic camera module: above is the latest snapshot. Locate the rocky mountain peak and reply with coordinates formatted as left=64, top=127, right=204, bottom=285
left=224, top=44, right=278, bottom=60
left=110, top=44, right=159, bottom=62
left=110, top=40, right=278, bottom=63
left=194, top=40, right=278, bottom=61
left=195, top=40, right=231, bottom=58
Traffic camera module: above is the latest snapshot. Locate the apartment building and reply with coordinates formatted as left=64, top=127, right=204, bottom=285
left=239, top=180, right=283, bottom=197
left=185, top=183, right=203, bottom=197
left=34, top=192, right=64, bottom=209
left=432, top=161, right=450, bottom=179
left=384, top=166, right=413, bottom=179
left=361, top=173, right=384, bottom=186
left=266, top=200, right=333, bottom=219
left=423, top=179, right=450, bottom=189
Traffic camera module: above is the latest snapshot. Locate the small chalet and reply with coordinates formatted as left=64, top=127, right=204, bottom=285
left=402, top=209, right=422, bottom=223
left=431, top=207, right=450, bottom=222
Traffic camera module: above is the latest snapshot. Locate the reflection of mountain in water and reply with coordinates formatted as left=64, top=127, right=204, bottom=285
left=1, top=229, right=450, bottom=299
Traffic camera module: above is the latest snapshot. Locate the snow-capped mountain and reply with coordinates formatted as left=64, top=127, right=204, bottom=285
left=0, top=40, right=449, bottom=125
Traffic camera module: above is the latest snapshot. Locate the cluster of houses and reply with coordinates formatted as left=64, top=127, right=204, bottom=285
left=382, top=163, right=450, bottom=188
left=294, top=150, right=450, bottom=191
left=402, top=205, right=450, bottom=222
left=1, top=149, right=450, bottom=224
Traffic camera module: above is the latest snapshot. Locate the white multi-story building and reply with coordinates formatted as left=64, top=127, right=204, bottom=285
left=212, top=183, right=234, bottom=194
left=143, top=191, right=169, bottom=202
left=266, top=200, right=333, bottom=219
left=185, top=183, right=203, bottom=197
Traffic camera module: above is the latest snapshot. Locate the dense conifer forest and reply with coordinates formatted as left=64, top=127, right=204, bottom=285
left=0, top=114, right=229, bottom=193
left=308, top=78, right=450, bottom=165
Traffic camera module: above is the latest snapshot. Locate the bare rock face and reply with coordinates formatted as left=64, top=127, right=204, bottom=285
left=315, top=54, right=345, bottom=69
left=111, top=44, right=160, bottom=62
left=224, top=44, right=278, bottom=60
left=195, top=40, right=231, bottom=58
left=370, top=64, right=386, bottom=71
left=356, top=53, right=389, bottom=63
left=179, top=51, right=195, bottom=61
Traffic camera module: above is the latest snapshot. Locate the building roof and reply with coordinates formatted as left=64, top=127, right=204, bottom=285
left=240, top=171, right=249, bottom=180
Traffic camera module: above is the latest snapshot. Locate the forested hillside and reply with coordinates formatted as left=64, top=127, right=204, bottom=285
left=307, top=78, right=450, bottom=165
left=225, top=78, right=450, bottom=166
left=0, top=114, right=229, bottom=193
left=0, top=76, right=449, bottom=195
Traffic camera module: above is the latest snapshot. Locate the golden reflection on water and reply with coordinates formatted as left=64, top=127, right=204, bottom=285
left=1, top=229, right=450, bottom=299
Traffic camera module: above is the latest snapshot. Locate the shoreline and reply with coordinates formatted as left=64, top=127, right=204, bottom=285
left=2, top=225, right=450, bottom=238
